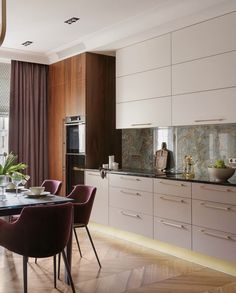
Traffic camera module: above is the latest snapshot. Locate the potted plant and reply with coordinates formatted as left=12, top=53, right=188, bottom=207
left=0, top=153, right=28, bottom=195
left=208, top=159, right=235, bottom=182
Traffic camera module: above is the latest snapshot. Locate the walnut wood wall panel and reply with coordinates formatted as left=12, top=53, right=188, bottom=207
left=86, top=53, right=122, bottom=169
left=48, top=61, right=66, bottom=195
left=48, top=52, right=121, bottom=194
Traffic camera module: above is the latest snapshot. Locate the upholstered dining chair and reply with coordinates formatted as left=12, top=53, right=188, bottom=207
left=58, top=185, right=101, bottom=278
left=41, top=179, right=62, bottom=195
left=0, top=203, right=76, bottom=293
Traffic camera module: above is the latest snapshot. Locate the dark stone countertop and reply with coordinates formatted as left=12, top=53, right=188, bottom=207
left=87, top=168, right=236, bottom=187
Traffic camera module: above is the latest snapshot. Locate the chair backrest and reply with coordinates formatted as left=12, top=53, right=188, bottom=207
left=67, top=185, right=97, bottom=226
left=41, top=179, right=62, bottom=195
left=2, top=203, right=73, bottom=258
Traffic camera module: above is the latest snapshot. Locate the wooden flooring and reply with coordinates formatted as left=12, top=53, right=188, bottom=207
left=0, top=228, right=236, bottom=293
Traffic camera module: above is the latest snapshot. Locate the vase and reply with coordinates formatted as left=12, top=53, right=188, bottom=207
left=0, top=175, right=9, bottom=201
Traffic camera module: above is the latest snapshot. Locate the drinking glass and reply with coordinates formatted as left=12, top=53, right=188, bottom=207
left=11, top=172, right=23, bottom=198
left=0, top=175, right=9, bottom=201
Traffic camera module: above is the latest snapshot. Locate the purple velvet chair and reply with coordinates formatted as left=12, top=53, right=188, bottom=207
left=41, top=179, right=62, bottom=195
left=58, top=185, right=101, bottom=278
left=0, top=203, right=75, bottom=293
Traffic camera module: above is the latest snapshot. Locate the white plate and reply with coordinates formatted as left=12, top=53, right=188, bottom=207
left=24, top=191, right=51, bottom=198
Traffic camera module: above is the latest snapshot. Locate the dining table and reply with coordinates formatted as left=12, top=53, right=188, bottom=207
left=0, top=191, right=74, bottom=285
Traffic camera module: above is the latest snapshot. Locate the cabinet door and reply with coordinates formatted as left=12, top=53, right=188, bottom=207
left=109, top=206, right=153, bottom=238
left=154, top=217, right=191, bottom=249
left=116, top=96, right=171, bottom=129
left=85, top=171, right=109, bottom=225
left=116, top=34, right=171, bottom=76
left=192, top=226, right=236, bottom=263
left=154, top=194, right=191, bottom=224
left=172, top=12, right=236, bottom=63
left=109, top=186, right=153, bottom=215
left=172, top=87, right=236, bottom=126
left=192, top=199, right=236, bottom=234
left=154, top=179, right=191, bottom=198
left=116, top=67, right=171, bottom=103
left=172, top=51, right=236, bottom=95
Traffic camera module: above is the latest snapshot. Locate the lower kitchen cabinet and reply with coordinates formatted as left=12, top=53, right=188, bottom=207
left=154, top=217, right=192, bottom=249
left=192, top=226, right=236, bottom=262
left=85, top=170, right=109, bottom=225
left=109, top=206, right=153, bottom=238
left=192, top=182, right=236, bottom=262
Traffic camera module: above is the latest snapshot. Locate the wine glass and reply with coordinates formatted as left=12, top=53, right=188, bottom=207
left=11, top=172, right=23, bottom=198
left=0, top=175, right=9, bottom=201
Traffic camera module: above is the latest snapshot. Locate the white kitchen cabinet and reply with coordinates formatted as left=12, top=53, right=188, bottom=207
left=192, top=226, right=236, bottom=263
left=172, top=12, right=236, bottom=64
left=109, top=206, right=153, bottom=238
left=172, top=87, right=236, bottom=126
left=116, top=67, right=171, bottom=103
left=192, top=182, right=236, bottom=262
left=116, top=96, right=171, bottom=129
left=172, top=51, right=236, bottom=95
left=153, top=178, right=192, bottom=249
left=116, top=34, right=171, bottom=77
left=85, top=170, right=109, bottom=225
left=154, top=217, right=192, bottom=249
left=109, top=174, right=153, bottom=238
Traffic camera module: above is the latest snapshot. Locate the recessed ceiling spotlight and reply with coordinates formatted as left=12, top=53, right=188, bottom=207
left=64, top=17, right=80, bottom=25
left=22, top=41, right=33, bottom=46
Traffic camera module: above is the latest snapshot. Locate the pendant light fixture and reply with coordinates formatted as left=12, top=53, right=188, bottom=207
left=0, top=0, right=6, bottom=46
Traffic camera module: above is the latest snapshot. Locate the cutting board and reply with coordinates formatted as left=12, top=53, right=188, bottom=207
left=155, top=149, right=169, bottom=171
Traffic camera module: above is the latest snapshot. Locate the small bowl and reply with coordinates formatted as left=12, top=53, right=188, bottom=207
left=30, top=186, right=45, bottom=195
left=208, top=167, right=235, bottom=182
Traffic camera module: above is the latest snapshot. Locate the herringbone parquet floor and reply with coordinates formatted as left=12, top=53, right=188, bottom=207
left=0, top=228, right=236, bottom=293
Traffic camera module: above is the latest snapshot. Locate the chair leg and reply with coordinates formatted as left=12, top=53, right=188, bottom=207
left=23, top=256, right=28, bottom=293
left=73, top=227, right=82, bottom=257
left=85, top=226, right=101, bottom=268
left=61, top=250, right=76, bottom=293
left=57, top=253, right=61, bottom=279
left=35, top=258, right=37, bottom=264
left=53, top=255, right=57, bottom=288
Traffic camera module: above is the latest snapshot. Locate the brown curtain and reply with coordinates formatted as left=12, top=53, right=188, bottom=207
left=9, top=60, right=49, bottom=186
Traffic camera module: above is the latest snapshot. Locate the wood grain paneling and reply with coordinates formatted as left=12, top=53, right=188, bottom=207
left=48, top=52, right=122, bottom=193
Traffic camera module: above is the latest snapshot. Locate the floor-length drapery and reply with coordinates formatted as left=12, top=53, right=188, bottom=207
left=9, top=60, right=49, bottom=186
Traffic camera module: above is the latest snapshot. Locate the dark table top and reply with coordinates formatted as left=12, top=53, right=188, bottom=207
left=0, top=192, right=73, bottom=216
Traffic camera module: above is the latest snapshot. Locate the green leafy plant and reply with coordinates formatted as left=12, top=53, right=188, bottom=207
left=0, top=152, right=28, bottom=178
left=210, top=159, right=227, bottom=169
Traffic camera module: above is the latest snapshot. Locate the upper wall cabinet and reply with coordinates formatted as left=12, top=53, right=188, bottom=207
left=172, top=11, right=236, bottom=64
left=116, top=67, right=171, bottom=103
left=172, top=51, right=236, bottom=95
left=172, top=87, right=236, bottom=126
left=116, top=34, right=171, bottom=77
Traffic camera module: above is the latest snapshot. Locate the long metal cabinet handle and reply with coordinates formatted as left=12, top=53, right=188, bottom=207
left=131, top=123, right=152, bottom=126
left=160, top=220, right=184, bottom=229
left=121, top=211, right=141, bottom=219
left=200, top=185, right=233, bottom=193
left=200, top=229, right=234, bottom=241
left=120, top=176, right=141, bottom=181
left=158, top=180, right=185, bottom=187
left=160, top=196, right=184, bottom=203
left=194, top=118, right=225, bottom=123
left=120, top=190, right=141, bottom=196
left=200, top=202, right=231, bottom=211
left=87, top=173, right=100, bottom=176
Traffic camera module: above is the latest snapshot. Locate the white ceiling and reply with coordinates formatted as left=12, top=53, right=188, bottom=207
left=0, top=0, right=235, bottom=64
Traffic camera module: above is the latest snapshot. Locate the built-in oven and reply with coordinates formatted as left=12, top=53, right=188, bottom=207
left=65, top=116, right=86, bottom=194
left=65, top=116, right=85, bottom=154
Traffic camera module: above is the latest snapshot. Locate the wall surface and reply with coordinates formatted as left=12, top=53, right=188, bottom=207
left=122, top=124, right=236, bottom=177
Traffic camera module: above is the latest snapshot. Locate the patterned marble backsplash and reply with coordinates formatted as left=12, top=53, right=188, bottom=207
left=122, top=124, right=236, bottom=177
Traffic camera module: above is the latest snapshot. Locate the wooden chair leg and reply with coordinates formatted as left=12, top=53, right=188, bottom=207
left=57, top=253, right=61, bottom=279
left=73, top=227, right=82, bottom=257
left=23, top=256, right=28, bottom=293
left=53, top=255, right=57, bottom=288
left=35, top=258, right=37, bottom=264
left=85, top=226, right=101, bottom=268
left=61, top=250, right=76, bottom=293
